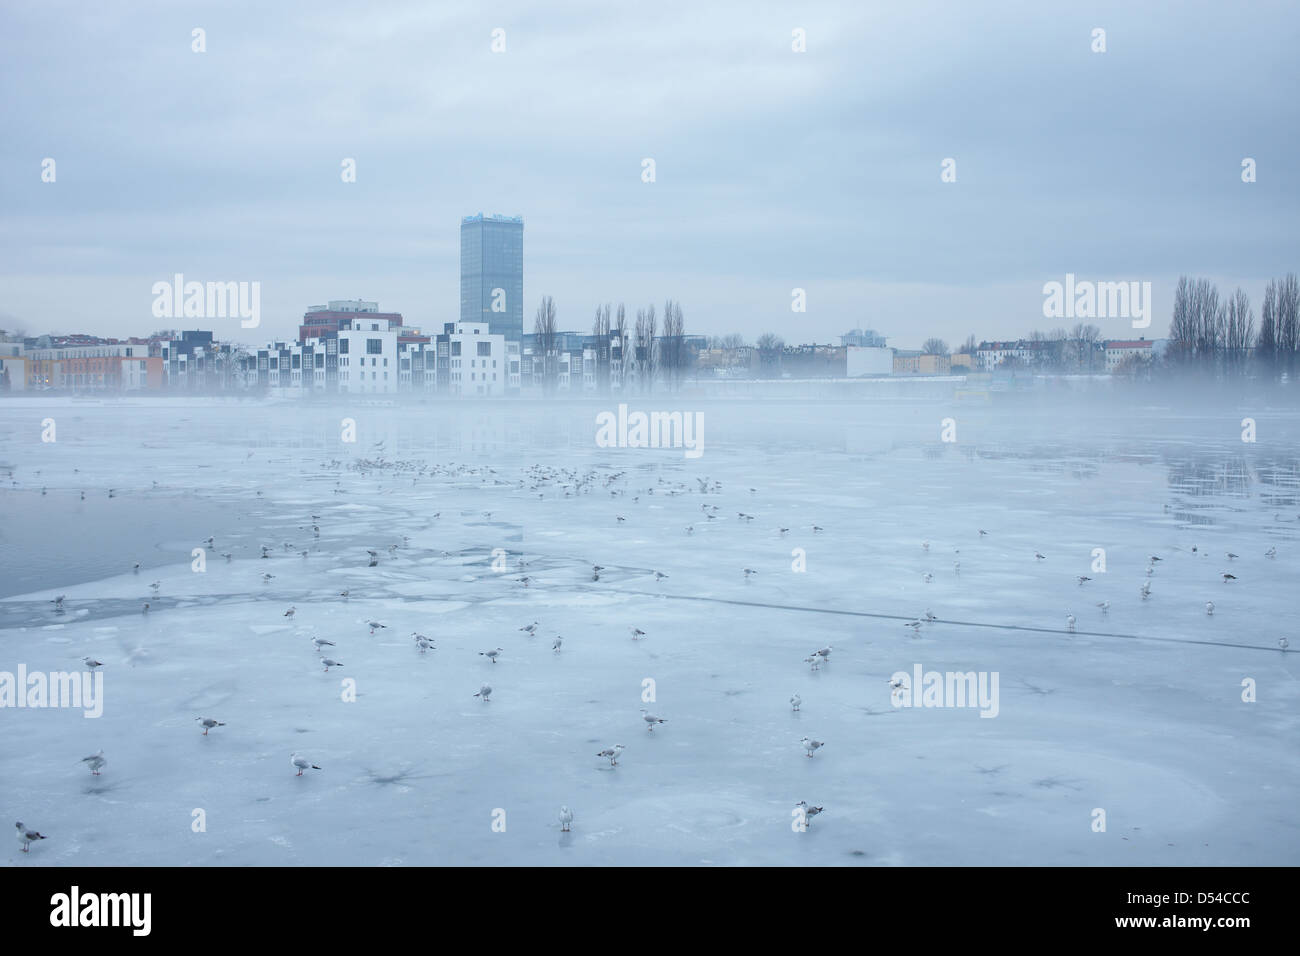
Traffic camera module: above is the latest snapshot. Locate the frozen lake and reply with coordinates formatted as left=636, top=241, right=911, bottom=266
left=2, top=396, right=1298, bottom=866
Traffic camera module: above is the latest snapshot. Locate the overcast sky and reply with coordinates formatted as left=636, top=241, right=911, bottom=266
left=2, top=0, right=1297, bottom=348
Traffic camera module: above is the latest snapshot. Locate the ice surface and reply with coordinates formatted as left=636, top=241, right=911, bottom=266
left=1, top=397, right=1297, bottom=865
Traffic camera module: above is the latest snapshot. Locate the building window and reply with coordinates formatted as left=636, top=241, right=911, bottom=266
left=339, top=339, right=349, bottom=354
left=477, top=341, right=491, bottom=357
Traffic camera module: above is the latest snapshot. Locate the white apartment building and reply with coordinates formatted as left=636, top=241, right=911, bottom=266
left=335, top=317, right=399, bottom=394
left=441, top=322, right=505, bottom=397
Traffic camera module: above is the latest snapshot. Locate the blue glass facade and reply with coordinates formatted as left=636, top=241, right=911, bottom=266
left=460, top=213, right=523, bottom=342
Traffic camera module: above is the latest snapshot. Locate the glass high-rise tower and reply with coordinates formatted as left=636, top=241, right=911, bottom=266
left=460, top=213, right=523, bottom=342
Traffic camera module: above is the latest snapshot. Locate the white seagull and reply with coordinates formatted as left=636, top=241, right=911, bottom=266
left=321, top=658, right=343, bottom=671
left=1206, top=601, right=1214, bottom=616
left=82, top=657, right=104, bottom=670
left=479, top=647, right=503, bottom=663
left=290, top=752, right=321, bottom=776
left=801, top=736, right=825, bottom=758
left=552, top=636, right=563, bottom=653
left=795, top=801, right=824, bottom=826
left=311, top=636, right=336, bottom=651
left=640, top=709, right=666, bottom=731
left=814, top=645, right=832, bottom=660
left=196, top=717, right=225, bottom=735
left=81, top=750, right=106, bottom=775
left=474, top=683, right=492, bottom=701
left=596, top=744, right=624, bottom=766
left=15, top=822, right=46, bottom=853
left=558, top=806, right=573, bottom=832
left=790, top=693, right=801, bottom=712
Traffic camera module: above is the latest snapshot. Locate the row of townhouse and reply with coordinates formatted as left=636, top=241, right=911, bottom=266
left=251, top=318, right=513, bottom=397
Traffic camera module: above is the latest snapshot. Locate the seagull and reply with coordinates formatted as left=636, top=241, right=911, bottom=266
left=640, top=709, right=666, bottom=731
left=922, top=541, right=930, bottom=552
left=479, top=647, right=503, bottom=663
left=812, top=525, right=824, bottom=533
left=1222, top=573, right=1237, bottom=583
left=1150, top=555, right=1163, bottom=563
left=339, top=590, right=350, bottom=600
left=1226, top=552, right=1238, bottom=560
left=978, top=529, right=989, bottom=537
left=630, top=627, right=646, bottom=640
left=311, top=636, right=335, bottom=651
left=1035, top=552, right=1046, bottom=561
left=558, top=806, right=573, bottom=832
left=1077, top=576, right=1091, bottom=586
left=196, top=717, right=225, bottom=735
left=814, top=645, right=832, bottom=660
left=262, top=573, right=275, bottom=583
left=596, top=744, right=624, bottom=766
left=922, top=572, right=933, bottom=583
left=1140, top=581, right=1152, bottom=599
left=149, top=581, right=161, bottom=592
left=413, top=634, right=435, bottom=653
left=1096, top=601, right=1110, bottom=614
left=804, top=655, right=822, bottom=670
left=1280, top=638, right=1290, bottom=650
left=473, top=683, right=492, bottom=701
left=15, top=822, right=46, bottom=853
left=368, top=621, right=387, bottom=634
left=743, top=568, right=757, bottom=579
left=321, top=658, right=343, bottom=671
left=1066, top=614, right=1076, bottom=632
left=552, top=636, right=563, bottom=652
left=790, top=693, right=801, bottom=712
left=1206, top=601, right=1215, bottom=615
left=923, top=610, right=937, bottom=623
left=52, top=594, right=66, bottom=608
left=654, top=571, right=668, bottom=581
left=801, top=737, right=825, bottom=758
left=795, top=801, right=824, bottom=827
left=290, top=752, right=321, bottom=776
left=888, top=677, right=908, bottom=691
left=221, top=552, right=232, bottom=562
left=80, top=750, right=106, bottom=775
left=520, top=622, right=538, bottom=635
left=82, top=657, right=104, bottom=670
left=1265, top=546, right=1276, bottom=558
left=284, top=606, right=296, bottom=619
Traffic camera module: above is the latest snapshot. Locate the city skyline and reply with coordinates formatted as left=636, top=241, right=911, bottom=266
left=2, top=1, right=1298, bottom=347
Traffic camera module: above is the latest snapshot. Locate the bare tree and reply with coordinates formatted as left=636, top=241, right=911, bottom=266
left=613, top=303, right=628, bottom=391
left=921, top=338, right=949, bottom=356
left=1223, top=288, right=1254, bottom=380
left=1278, top=273, right=1299, bottom=381
left=533, top=295, right=558, bottom=394
left=756, top=332, right=783, bottom=379
left=660, top=299, right=686, bottom=391
left=1257, top=279, right=1278, bottom=381
left=592, top=303, right=611, bottom=394
left=633, top=304, right=657, bottom=394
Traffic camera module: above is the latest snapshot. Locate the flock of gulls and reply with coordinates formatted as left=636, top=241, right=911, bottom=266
left=9, top=445, right=1293, bottom=857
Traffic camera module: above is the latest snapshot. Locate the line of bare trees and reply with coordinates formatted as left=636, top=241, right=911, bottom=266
left=1167, top=274, right=1299, bottom=382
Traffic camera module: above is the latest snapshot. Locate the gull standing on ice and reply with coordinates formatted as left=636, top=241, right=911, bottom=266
left=284, top=606, right=296, bottom=620
left=479, top=647, right=503, bottom=663
left=790, top=693, right=801, bottom=712
left=558, top=806, right=573, bottom=832
left=474, top=683, right=492, bottom=701
left=795, top=801, right=824, bottom=827
left=630, top=627, right=646, bottom=640
left=290, top=752, right=321, bottom=776
left=81, top=750, right=106, bottom=775
left=82, top=657, right=104, bottom=670
left=640, top=709, right=666, bottom=731
left=552, top=636, right=563, bottom=653
left=15, top=822, right=46, bottom=853
left=801, top=737, right=825, bottom=758
left=1206, top=601, right=1214, bottom=616
left=596, top=744, right=624, bottom=766
left=311, top=636, right=335, bottom=651
left=321, top=658, right=343, bottom=671
left=196, top=717, right=225, bottom=735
